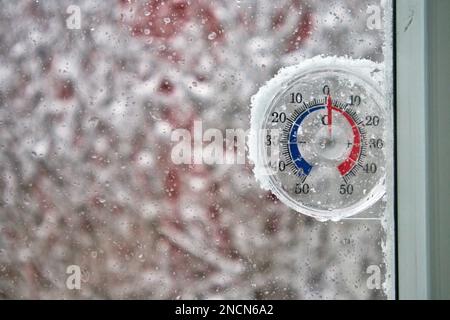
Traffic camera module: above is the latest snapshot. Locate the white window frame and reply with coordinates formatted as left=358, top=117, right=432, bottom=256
left=396, top=0, right=450, bottom=300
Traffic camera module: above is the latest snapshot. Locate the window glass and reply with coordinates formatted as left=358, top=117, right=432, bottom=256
left=0, top=0, right=394, bottom=299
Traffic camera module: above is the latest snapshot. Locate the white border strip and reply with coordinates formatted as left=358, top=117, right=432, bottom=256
left=396, top=0, right=430, bottom=300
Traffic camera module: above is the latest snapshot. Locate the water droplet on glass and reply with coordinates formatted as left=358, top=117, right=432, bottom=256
left=208, top=32, right=217, bottom=40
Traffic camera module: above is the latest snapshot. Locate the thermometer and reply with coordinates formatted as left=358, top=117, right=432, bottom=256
left=250, top=56, right=388, bottom=221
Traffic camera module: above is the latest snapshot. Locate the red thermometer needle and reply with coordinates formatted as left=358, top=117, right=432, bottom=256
left=327, top=94, right=333, bottom=136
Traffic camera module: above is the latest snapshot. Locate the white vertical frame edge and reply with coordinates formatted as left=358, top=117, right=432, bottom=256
left=396, top=0, right=430, bottom=299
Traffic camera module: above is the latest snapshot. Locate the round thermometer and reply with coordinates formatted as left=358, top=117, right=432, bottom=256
left=249, top=57, right=387, bottom=221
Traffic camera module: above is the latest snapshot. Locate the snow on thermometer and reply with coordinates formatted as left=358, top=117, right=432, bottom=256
left=249, top=56, right=387, bottom=221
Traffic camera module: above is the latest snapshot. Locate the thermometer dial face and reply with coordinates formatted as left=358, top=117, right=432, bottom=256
left=253, top=60, right=387, bottom=220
